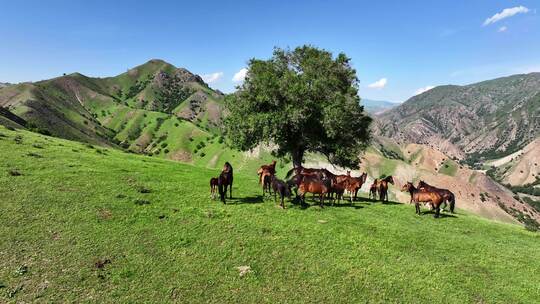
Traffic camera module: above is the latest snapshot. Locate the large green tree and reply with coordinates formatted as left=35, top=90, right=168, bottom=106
left=224, top=45, right=372, bottom=169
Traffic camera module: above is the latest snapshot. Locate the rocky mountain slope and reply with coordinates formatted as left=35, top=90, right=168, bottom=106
left=486, top=138, right=540, bottom=186
left=374, top=73, right=540, bottom=161
left=0, top=59, right=226, bottom=160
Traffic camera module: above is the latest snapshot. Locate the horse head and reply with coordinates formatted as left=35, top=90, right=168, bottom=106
left=401, top=182, right=414, bottom=192
left=386, top=176, right=395, bottom=185
left=361, top=172, right=368, bottom=183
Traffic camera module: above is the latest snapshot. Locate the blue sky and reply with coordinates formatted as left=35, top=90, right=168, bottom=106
left=0, top=1, right=539, bottom=102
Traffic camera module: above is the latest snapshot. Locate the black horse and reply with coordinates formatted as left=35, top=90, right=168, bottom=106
left=218, top=162, right=234, bottom=203
left=271, top=176, right=291, bottom=208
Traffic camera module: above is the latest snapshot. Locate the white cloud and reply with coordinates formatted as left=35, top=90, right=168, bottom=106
left=498, top=26, right=508, bottom=32
left=232, top=68, right=248, bottom=82
left=201, top=72, right=223, bottom=84
left=414, top=85, right=435, bottom=96
left=483, top=6, right=529, bottom=26
left=367, top=78, right=387, bottom=89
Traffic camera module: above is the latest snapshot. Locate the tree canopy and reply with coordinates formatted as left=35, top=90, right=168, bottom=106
left=224, top=45, right=372, bottom=168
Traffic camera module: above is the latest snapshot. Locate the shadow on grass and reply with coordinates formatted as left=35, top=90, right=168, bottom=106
left=226, top=195, right=265, bottom=204
left=420, top=210, right=458, bottom=219
left=360, top=197, right=401, bottom=205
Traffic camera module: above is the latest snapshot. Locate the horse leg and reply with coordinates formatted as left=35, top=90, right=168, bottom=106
left=281, top=193, right=285, bottom=209
left=320, top=194, right=324, bottom=208
left=434, top=203, right=441, bottom=218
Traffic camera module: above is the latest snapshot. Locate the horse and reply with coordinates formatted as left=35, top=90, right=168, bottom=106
left=262, top=171, right=274, bottom=196
left=258, top=160, right=277, bottom=185
left=369, top=176, right=394, bottom=202
left=285, top=166, right=336, bottom=182
left=350, top=172, right=368, bottom=201
left=417, top=181, right=455, bottom=213
left=369, top=179, right=378, bottom=200
left=378, top=176, right=394, bottom=202
left=297, top=175, right=331, bottom=208
left=218, top=162, right=234, bottom=203
left=329, top=180, right=347, bottom=205
left=401, top=182, right=444, bottom=218
left=210, top=177, right=218, bottom=199
left=271, top=176, right=291, bottom=208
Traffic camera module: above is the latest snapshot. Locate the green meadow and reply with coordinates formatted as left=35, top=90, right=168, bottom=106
left=1, top=126, right=539, bottom=303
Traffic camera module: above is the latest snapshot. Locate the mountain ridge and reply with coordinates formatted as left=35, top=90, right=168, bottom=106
left=374, top=72, right=540, bottom=161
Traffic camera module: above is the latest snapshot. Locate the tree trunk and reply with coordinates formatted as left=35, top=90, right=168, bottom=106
left=291, top=148, right=304, bottom=168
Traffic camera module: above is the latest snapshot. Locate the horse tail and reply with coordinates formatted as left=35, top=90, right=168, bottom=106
left=449, top=193, right=455, bottom=213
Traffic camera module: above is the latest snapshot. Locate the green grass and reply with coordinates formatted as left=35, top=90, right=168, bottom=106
left=0, top=126, right=539, bottom=303
left=439, top=159, right=459, bottom=176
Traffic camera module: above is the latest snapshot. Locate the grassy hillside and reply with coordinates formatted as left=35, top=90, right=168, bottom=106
left=1, top=126, right=539, bottom=303
left=0, top=59, right=226, bottom=160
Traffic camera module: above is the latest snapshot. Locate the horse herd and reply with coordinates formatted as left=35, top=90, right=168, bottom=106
left=210, top=160, right=456, bottom=218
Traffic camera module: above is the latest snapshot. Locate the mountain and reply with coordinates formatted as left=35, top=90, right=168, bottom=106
left=361, top=99, right=399, bottom=114
left=0, top=82, right=11, bottom=88
left=374, top=73, right=540, bottom=161
left=0, top=59, right=226, bottom=160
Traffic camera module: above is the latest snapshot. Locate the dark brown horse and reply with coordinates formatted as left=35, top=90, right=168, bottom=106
left=218, top=162, right=233, bottom=203
left=271, top=176, right=291, bottom=208
left=401, top=182, right=444, bottom=218
left=417, top=181, right=455, bottom=213
left=262, top=170, right=274, bottom=196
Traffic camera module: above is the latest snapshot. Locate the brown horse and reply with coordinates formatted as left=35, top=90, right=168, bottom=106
left=298, top=175, right=331, bottom=207
left=369, top=178, right=378, bottom=200
left=210, top=177, right=218, bottom=199
left=329, top=180, right=347, bottom=205
left=417, top=181, right=455, bottom=213
left=258, top=160, right=277, bottom=184
left=401, top=182, right=444, bottom=218
left=352, top=172, right=368, bottom=200
left=378, top=176, right=394, bottom=202
left=369, top=176, right=394, bottom=202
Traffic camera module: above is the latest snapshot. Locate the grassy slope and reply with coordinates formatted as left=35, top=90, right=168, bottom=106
left=1, top=126, right=539, bottom=303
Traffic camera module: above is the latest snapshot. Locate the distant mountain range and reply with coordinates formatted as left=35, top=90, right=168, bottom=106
left=361, top=98, right=399, bottom=114
left=0, top=82, right=12, bottom=88
left=374, top=73, right=540, bottom=161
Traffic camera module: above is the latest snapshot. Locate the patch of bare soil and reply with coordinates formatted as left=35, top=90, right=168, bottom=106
left=170, top=150, right=192, bottom=162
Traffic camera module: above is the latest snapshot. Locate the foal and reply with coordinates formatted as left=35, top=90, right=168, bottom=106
left=271, top=176, right=291, bottom=208
left=210, top=177, right=218, bottom=199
